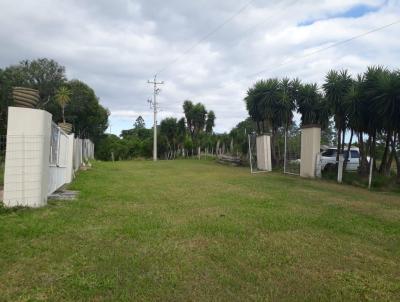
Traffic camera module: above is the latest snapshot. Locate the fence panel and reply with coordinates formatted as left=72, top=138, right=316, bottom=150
left=284, top=128, right=301, bottom=175
left=48, top=123, right=70, bottom=195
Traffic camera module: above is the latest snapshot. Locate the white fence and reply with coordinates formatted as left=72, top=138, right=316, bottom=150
left=48, top=122, right=71, bottom=195
left=2, top=107, right=94, bottom=207
left=73, top=138, right=94, bottom=172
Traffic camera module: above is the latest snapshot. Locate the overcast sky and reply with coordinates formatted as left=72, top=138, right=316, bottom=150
left=0, top=0, right=399, bottom=134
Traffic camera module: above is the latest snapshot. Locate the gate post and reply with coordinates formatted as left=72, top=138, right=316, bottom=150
left=300, top=125, right=321, bottom=178
left=256, top=134, right=272, bottom=172
left=3, top=107, right=52, bottom=207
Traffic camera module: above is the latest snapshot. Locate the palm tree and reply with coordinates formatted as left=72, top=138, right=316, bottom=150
left=55, top=86, right=71, bottom=124
left=344, top=75, right=368, bottom=171
left=361, top=66, right=387, bottom=171
left=277, top=78, right=296, bottom=129
left=205, top=110, right=215, bottom=134
left=245, top=80, right=271, bottom=133
left=297, top=83, right=329, bottom=127
left=323, top=70, right=353, bottom=161
left=370, top=69, right=400, bottom=180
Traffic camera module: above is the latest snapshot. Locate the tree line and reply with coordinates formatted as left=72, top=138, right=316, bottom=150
left=244, top=66, right=400, bottom=182
left=96, top=100, right=219, bottom=160
left=0, top=58, right=109, bottom=143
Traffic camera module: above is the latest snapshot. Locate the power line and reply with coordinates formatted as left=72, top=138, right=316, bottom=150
left=224, top=0, right=299, bottom=48
left=156, top=0, right=254, bottom=75
left=248, top=19, right=400, bottom=78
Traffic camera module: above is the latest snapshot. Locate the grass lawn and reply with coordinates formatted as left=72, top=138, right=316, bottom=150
left=1, top=160, right=400, bottom=301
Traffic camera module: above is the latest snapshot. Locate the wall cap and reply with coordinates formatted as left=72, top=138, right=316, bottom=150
left=301, top=124, right=321, bottom=129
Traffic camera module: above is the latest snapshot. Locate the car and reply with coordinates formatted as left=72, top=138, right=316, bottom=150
left=320, top=147, right=361, bottom=172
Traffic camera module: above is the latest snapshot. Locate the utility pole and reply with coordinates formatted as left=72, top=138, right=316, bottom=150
left=147, top=74, right=164, bottom=161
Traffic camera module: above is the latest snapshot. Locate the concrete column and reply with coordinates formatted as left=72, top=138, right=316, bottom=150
left=256, top=134, right=272, bottom=171
left=3, top=107, right=52, bottom=207
left=300, top=125, right=321, bottom=178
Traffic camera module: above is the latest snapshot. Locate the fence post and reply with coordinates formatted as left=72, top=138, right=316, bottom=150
left=368, top=158, right=374, bottom=190
left=337, top=154, right=344, bottom=183
left=284, top=129, right=287, bottom=174
left=315, top=153, right=322, bottom=178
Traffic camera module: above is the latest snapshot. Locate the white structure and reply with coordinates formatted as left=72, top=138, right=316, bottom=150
left=48, top=123, right=72, bottom=195
left=300, top=125, right=321, bottom=178
left=3, top=107, right=52, bottom=207
left=3, top=107, right=94, bottom=208
left=256, top=134, right=272, bottom=172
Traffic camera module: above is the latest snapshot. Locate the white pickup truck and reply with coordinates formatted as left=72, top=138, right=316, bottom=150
left=320, top=147, right=361, bottom=172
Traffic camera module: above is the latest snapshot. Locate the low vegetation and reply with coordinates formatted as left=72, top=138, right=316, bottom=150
left=1, top=160, right=399, bottom=301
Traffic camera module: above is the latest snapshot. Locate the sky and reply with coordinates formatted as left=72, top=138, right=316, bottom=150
left=0, top=0, right=399, bottom=135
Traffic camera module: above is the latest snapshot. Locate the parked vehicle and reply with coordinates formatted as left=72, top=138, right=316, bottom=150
left=320, top=147, right=361, bottom=172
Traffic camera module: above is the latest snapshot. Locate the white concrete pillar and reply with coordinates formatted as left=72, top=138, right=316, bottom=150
left=256, top=134, right=272, bottom=171
left=3, top=107, right=52, bottom=207
left=300, top=125, right=321, bottom=178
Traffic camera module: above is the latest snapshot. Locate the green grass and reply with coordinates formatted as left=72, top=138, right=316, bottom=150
left=1, top=160, right=400, bottom=301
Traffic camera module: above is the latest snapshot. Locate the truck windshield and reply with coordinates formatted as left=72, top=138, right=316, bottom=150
left=322, top=149, right=337, bottom=157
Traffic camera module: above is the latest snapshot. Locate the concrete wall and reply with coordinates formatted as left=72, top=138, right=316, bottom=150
left=3, top=107, right=95, bottom=208
left=300, top=126, right=321, bottom=178
left=3, top=107, right=52, bottom=207
left=256, top=135, right=272, bottom=171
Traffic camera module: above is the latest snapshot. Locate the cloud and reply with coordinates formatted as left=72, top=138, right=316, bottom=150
left=0, top=0, right=399, bottom=134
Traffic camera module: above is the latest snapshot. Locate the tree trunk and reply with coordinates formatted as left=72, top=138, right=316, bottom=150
left=344, top=129, right=353, bottom=170
left=379, top=131, right=391, bottom=174
left=372, top=132, right=377, bottom=171
left=336, top=129, right=341, bottom=162
left=386, top=149, right=394, bottom=176
left=341, top=128, right=346, bottom=154
left=391, top=132, right=400, bottom=183
left=359, top=132, right=369, bottom=175
left=271, top=129, right=277, bottom=166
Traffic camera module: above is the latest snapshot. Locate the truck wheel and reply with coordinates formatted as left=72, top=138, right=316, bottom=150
left=324, top=163, right=337, bottom=173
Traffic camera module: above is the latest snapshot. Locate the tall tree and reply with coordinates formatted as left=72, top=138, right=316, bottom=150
left=134, top=116, right=145, bottom=129
left=361, top=66, right=387, bottom=171
left=244, top=80, right=269, bottom=133
left=182, top=100, right=208, bottom=147
left=297, top=83, right=329, bottom=127
left=371, top=69, right=400, bottom=180
left=345, top=74, right=369, bottom=173
left=323, top=69, right=353, bottom=161
left=160, top=117, right=179, bottom=158
left=206, top=110, right=215, bottom=133
left=65, top=79, right=109, bottom=142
